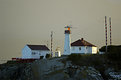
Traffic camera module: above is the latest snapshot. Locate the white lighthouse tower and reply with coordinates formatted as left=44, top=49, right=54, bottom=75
left=64, top=26, right=71, bottom=55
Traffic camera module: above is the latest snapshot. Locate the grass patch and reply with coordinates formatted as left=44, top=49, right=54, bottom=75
left=67, top=54, right=105, bottom=67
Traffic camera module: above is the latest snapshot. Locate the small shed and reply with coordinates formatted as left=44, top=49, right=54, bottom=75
left=55, top=47, right=61, bottom=57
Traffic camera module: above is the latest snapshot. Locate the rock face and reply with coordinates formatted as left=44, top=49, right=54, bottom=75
left=0, top=57, right=121, bottom=80
left=0, top=62, right=33, bottom=80
left=31, top=57, right=104, bottom=80
left=105, top=68, right=121, bottom=80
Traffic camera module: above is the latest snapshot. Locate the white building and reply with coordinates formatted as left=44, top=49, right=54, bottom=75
left=71, top=38, right=97, bottom=54
left=22, top=44, right=50, bottom=59
left=55, top=47, right=61, bottom=57
left=64, top=26, right=71, bottom=55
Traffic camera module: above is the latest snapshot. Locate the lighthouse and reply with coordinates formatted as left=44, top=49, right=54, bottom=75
left=64, top=26, right=71, bottom=55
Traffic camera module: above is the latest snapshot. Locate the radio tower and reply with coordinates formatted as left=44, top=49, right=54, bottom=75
left=105, top=16, right=108, bottom=52
left=109, top=17, right=112, bottom=45
left=51, top=31, right=53, bottom=57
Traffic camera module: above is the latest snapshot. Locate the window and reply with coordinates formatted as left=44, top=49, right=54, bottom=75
left=86, top=46, right=87, bottom=49
left=32, top=52, right=36, bottom=55
left=79, top=47, right=81, bottom=50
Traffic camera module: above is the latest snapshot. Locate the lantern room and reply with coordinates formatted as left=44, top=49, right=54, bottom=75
left=64, top=26, right=72, bottom=34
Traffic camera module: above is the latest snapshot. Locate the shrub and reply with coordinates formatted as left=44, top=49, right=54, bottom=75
left=105, top=52, right=121, bottom=61
left=40, top=56, right=44, bottom=59
left=101, top=45, right=121, bottom=70
left=99, top=45, right=121, bottom=53
left=99, top=46, right=106, bottom=52
left=46, top=54, right=51, bottom=58
left=67, top=54, right=82, bottom=64
left=105, top=52, right=121, bottom=70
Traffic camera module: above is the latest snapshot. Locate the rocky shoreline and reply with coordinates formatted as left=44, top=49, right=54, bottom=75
left=0, top=56, right=121, bottom=80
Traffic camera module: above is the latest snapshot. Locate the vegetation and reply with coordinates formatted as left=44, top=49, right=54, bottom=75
left=40, top=56, right=44, bottom=59
left=67, top=45, right=121, bottom=79
left=99, top=45, right=121, bottom=52
left=68, top=46, right=121, bottom=69
left=67, top=54, right=105, bottom=67
left=67, top=54, right=82, bottom=64
left=99, top=45, right=121, bottom=70
left=46, top=54, right=51, bottom=59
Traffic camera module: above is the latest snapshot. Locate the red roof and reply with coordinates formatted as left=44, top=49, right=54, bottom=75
left=27, top=45, right=50, bottom=50
left=71, top=38, right=96, bottom=47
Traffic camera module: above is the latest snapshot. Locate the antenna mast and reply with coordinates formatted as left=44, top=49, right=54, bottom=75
left=105, top=16, right=108, bottom=52
left=51, top=31, right=53, bottom=57
left=47, top=41, right=49, bottom=48
left=109, top=17, right=112, bottom=45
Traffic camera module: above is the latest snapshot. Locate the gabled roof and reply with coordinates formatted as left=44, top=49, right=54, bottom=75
left=71, top=38, right=96, bottom=47
left=27, top=44, right=50, bottom=50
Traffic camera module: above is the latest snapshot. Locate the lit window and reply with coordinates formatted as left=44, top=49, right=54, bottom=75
left=79, top=47, right=81, bottom=50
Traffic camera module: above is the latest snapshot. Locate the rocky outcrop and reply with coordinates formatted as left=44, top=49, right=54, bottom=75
left=31, top=57, right=65, bottom=80
left=0, top=57, right=121, bottom=80
left=0, top=62, right=33, bottom=80
left=31, top=57, right=104, bottom=80
left=105, top=68, right=121, bottom=80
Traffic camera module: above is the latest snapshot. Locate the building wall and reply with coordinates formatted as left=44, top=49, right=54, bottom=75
left=92, top=47, right=97, bottom=54
left=22, top=45, right=50, bottom=59
left=64, top=33, right=71, bottom=55
left=71, top=46, right=97, bottom=54
left=31, top=50, right=50, bottom=59
left=22, top=45, right=32, bottom=59
left=99, top=51, right=105, bottom=54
